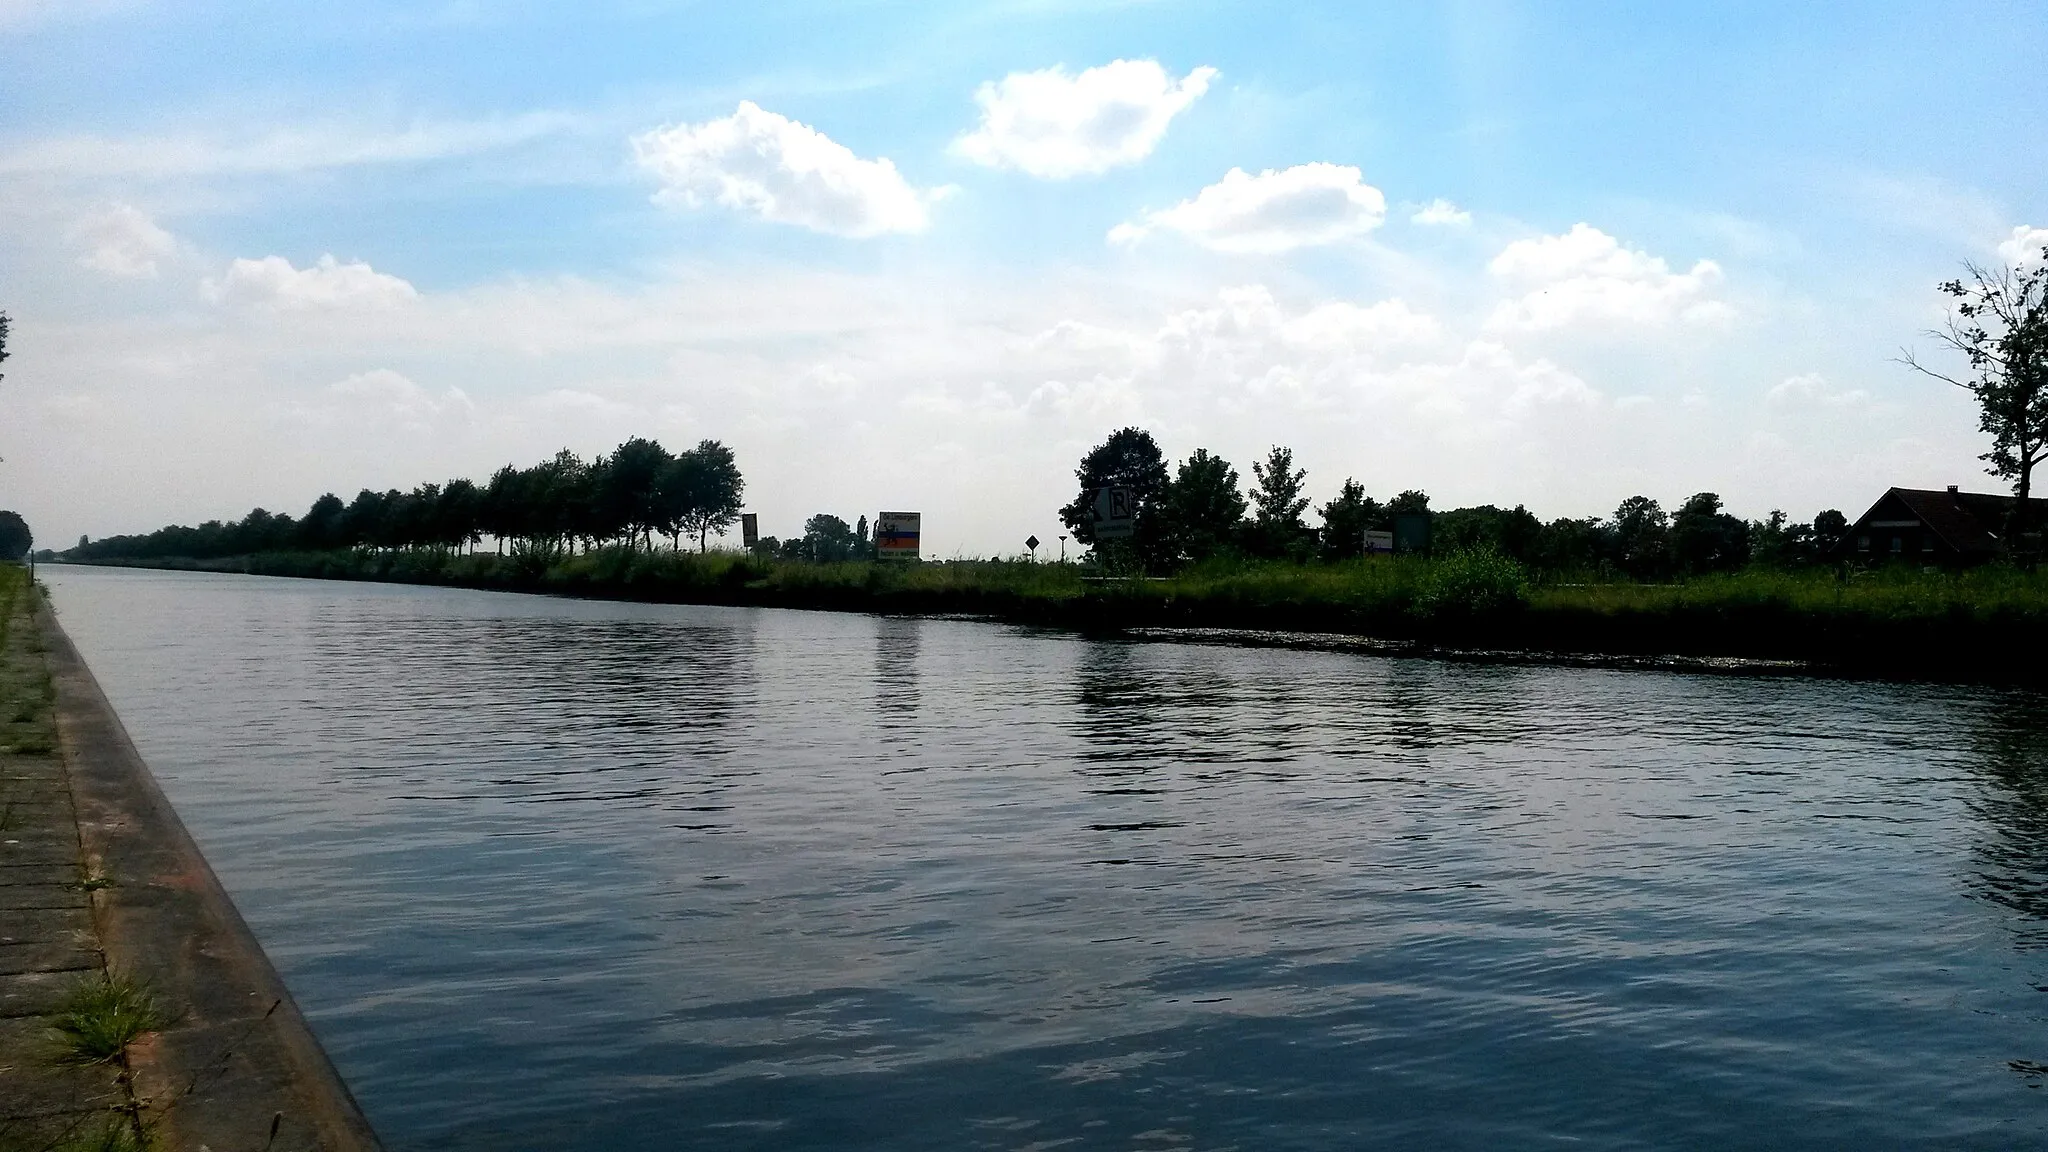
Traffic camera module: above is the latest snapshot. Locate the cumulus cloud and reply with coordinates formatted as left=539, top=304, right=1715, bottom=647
left=1411, top=198, right=1472, bottom=227
left=73, top=202, right=175, bottom=278
left=1767, top=372, right=1870, bottom=408
left=1109, top=164, right=1387, bottom=254
left=1486, top=223, right=1729, bottom=331
left=201, top=254, right=418, bottom=310
left=328, top=369, right=473, bottom=428
left=1091, top=285, right=1593, bottom=433
left=953, top=59, right=1216, bottom=179
left=1998, top=224, right=2048, bottom=266
left=631, top=102, right=933, bottom=237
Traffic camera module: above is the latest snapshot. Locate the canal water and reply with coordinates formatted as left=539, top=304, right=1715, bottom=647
left=42, top=565, right=2048, bottom=1149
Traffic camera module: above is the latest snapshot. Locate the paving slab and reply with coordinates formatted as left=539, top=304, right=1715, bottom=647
left=0, top=863, right=83, bottom=888
left=0, top=883, right=88, bottom=912
left=0, top=969, right=90, bottom=1020
left=0, top=1016, right=129, bottom=1119
left=0, top=1108, right=143, bottom=1152
left=0, top=905, right=95, bottom=944
left=0, top=936, right=100, bottom=978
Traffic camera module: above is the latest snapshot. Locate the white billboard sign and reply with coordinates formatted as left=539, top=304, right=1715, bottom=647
left=1092, top=487, right=1136, bottom=540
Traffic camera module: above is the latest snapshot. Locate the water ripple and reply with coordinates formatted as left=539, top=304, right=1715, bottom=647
left=42, top=567, right=2048, bottom=1150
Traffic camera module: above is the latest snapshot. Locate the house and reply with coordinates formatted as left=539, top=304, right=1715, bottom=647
left=1840, top=485, right=2048, bottom=564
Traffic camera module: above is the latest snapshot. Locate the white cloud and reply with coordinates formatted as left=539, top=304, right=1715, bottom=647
left=0, top=112, right=577, bottom=178
left=1411, top=198, right=1472, bottom=227
left=325, top=369, right=474, bottom=431
left=1767, top=372, right=1870, bottom=408
left=1486, top=223, right=1730, bottom=331
left=1115, top=286, right=1591, bottom=433
left=1109, top=164, right=1387, bottom=254
left=1997, top=224, right=2048, bottom=266
left=73, top=202, right=175, bottom=278
left=953, top=59, right=1216, bottom=179
left=202, top=254, right=418, bottom=310
left=631, top=101, right=933, bottom=237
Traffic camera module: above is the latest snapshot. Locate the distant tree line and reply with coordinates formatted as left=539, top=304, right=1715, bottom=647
left=1057, top=427, right=1849, bottom=577
left=69, top=438, right=743, bottom=562
left=752, top=513, right=876, bottom=563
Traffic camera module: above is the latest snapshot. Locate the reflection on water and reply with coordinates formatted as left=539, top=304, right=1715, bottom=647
left=42, top=566, right=2048, bottom=1150
left=1966, top=694, right=2048, bottom=948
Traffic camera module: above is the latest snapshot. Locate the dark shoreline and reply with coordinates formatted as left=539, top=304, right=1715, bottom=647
left=51, top=553, right=2048, bottom=687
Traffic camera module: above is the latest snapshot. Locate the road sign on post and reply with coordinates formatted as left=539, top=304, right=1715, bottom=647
left=741, top=513, right=759, bottom=549
left=1025, top=534, right=1040, bottom=561
left=1091, top=487, right=1136, bottom=539
left=876, top=512, right=921, bottom=560
left=1363, top=530, right=1394, bottom=555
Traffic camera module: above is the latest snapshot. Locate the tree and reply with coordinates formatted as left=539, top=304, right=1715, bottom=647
left=1158, top=448, right=1246, bottom=564
left=1436, top=504, right=1544, bottom=562
left=1388, top=490, right=1430, bottom=518
left=298, top=493, right=347, bottom=550
left=436, top=478, right=484, bottom=552
left=596, top=437, right=673, bottom=550
left=1058, top=427, right=1169, bottom=548
left=1248, top=446, right=1311, bottom=558
left=1610, top=496, right=1670, bottom=579
left=1671, top=492, right=1750, bottom=574
left=1811, top=508, right=1849, bottom=555
left=1318, top=478, right=1381, bottom=561
left=798, top=514, right=859, bottom=561
left=0, top=511, right=32, bottom=562
left=669, top=439, right=744, bottom=552
left=480, top=466, right=525, bottom=552
left=1903, top=246, right=2048, bottom=502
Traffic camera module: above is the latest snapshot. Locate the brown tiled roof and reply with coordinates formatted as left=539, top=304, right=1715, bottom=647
left=1884, top=487, right=2048, bottom=554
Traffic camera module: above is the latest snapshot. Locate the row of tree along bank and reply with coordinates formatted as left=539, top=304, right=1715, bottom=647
left=1054, top=428, right=1848, bottom=578
left=62, top=425, right=2048, bottom=681
left=59, top=544, right=2048, bottom=683
left=69, top=438, right=744, bottom=562
left=71, top=429, right=1849, bottom=581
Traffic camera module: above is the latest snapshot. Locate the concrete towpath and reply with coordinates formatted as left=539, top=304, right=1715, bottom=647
left=0, top=568, right=380, bottom=1151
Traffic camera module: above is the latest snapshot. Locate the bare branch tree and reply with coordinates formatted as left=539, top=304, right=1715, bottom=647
left=1899, top=247, right=2048, bottom=502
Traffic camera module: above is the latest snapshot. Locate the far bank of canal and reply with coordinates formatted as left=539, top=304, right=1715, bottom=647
left=1, top=566, right=377, bottom=1152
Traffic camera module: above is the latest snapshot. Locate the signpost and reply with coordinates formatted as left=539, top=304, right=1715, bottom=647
left=1091, top=486, right=1136, bottom=540
left=876, top=511, right=921, bottom=561
left=1025, top=534, right=1040, bottom=562
left=1363, top=529, right=1394, bottom=555
left=741, top=513, right=759, bottom=550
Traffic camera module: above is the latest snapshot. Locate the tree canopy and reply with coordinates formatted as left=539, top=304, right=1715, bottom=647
left=1058, top=427, right=1169, bottom=547
left=1905, top=246, right=2048, bottom=502
left=1249, top=446, right=1311, bottom=558
left=0, top=511, right=29, bottom=563
left=68, top=438, right=749, bottom=562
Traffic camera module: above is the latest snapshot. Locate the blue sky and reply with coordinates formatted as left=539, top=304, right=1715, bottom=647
left=4, top=0, right=2046, bottom=554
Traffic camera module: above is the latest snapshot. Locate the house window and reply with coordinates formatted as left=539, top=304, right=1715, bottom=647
left=1891, top=536, right=1903, bottom=553
left=1922, top=537, right=1933, bottom=551
left=1858, top=535, right=1870, bottom=551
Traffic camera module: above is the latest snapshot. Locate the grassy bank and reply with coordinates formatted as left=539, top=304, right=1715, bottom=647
left=59, top=547, right=2048, bottom=680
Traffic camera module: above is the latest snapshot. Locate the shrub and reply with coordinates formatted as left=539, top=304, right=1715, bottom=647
left=1415, top=549, right=1529, bottom=621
